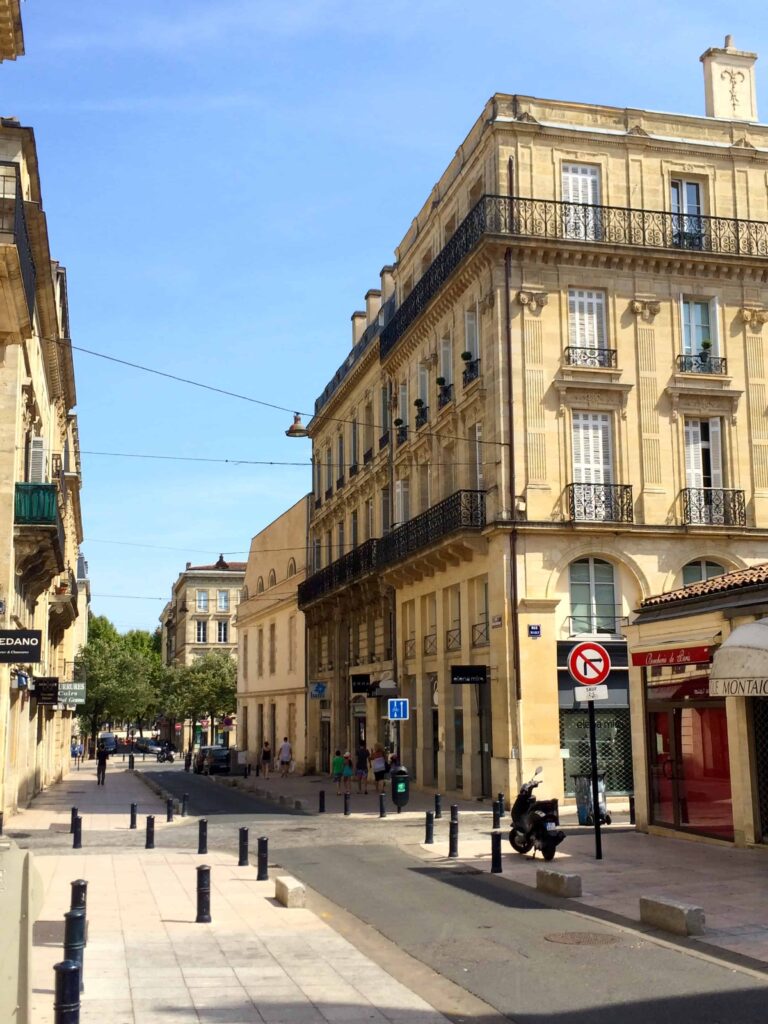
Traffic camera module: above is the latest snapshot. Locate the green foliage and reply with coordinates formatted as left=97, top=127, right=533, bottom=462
left=174, top=652, right=237, bottom=724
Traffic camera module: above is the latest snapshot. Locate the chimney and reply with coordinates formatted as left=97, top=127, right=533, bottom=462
left=351, top=311, right=366, bottom=346
left=700, top=35, right=758, bottom=121
left=380, top=265, right=395, bottom=303
left=365, top=289, right=382, bottom=325
left=185, top=561, right=191, bottom=570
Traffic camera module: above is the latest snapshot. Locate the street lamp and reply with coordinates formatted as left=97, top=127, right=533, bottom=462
left=285, top=413, right=309, bottom=438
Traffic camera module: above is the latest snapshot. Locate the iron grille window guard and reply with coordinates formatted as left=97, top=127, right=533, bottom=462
left=415, top=406, right=429, bottom=429
left=336, top=475, right=345, bottom=490
left=472, top=622, right=489, bottom=647
left=379, top=194, right=768, bottom=360
left=564, top=346, right=617, bottom=369
left=423, top=633, right=437, bottom=656
left=325, top=487, right=333, bottom=500
left=446, top=627, right=462, bottom=651
left=379, top=431, right=390, bottom=450
left=462, top=358, right=481, bottom=387
left=681, top=487, right=746, bottom=526
left=363, top=447, right=374, bottom=465
left=565, top=607, right=627, bottom=638
left=567, top=482, right=633, bottom=523
left=437, top=383, right=454, bottom=409
left=396, top=425, right=409, bottom=446
left=349, top=464, right=359, bottom=478
left=404, top=638, right=416, bottom=659
left=676, top=353, right=728, bottom=375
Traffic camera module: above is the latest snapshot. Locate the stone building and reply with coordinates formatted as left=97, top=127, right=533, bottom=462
left=299, top=38, right=768, bottom=803
left=236, top=496, right=310, bottom=772
left=160, top=555, right=245, bottom=667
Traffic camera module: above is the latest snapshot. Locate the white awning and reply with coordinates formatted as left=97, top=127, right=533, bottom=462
left=710, top=618, right=768, bottom=696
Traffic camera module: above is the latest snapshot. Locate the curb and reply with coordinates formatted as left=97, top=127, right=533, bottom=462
left=128, top=768, right=187, bottom=819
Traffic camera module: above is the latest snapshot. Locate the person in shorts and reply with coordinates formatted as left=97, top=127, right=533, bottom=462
left=371, top=745, right=388, bottom=794
left=342, top=752, right=354, bottom=795
left=278, top=737, right=293, bottom=777
left=331, top=749, right=344, bottom=795
left=355, top=743, right=370, bottom=794
left=261, top=741, right=272, bottom=780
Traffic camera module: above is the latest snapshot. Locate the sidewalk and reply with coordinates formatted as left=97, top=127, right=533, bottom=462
left=10, top=764, right=452, bottom=1024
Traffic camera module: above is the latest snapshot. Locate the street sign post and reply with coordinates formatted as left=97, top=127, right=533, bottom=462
left=387, top=698, right=409, bottom=721
left=567, top=640, right=612, bottom=861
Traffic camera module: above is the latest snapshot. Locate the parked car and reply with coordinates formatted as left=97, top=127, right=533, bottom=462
left=193, top=745, right=230, bottom=775
left=98, top=733, right=118, bottom=754
left=133, top=737, right=162, bottom=755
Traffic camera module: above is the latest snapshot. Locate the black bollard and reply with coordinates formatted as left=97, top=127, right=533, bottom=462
left=497, top=792, right=505, bottom=817
left=129, top=803, right=137, bottom=830
left=70, top=879, right=87, bottom=914
left=53, top=960, right=81, bottom=1023
left=434, top=793, right=442, bottom=819
left=182, top=793, right=189, bottom=817
left=122, top=751, right=125, bottom=763
left=128, top=753, right=135, bottom=770
left=142, top=751, right=146, bottom=762
left=166, top=798, right=174, bottom=823
left=379, top=793, right=386, bottom=818
left=70, top=807, right=78, bottom=834
left=492, top=802, right=500, bottom=830
left=425, top=811, right=434, bottom=845
left=198, top=818, right=208, bottom=855
left=63, top=908, right=86, bottom=992
left=196, top=864, right=212, bottom=923
left=72, top=816, right=82, bottom=850
left=343, top=792, right=351, bottom=816
left=0, top=810, right=3, bottom=835
left=145, top=815, right=155, bottom=850
left=491, top=830, right=502, bottom=873
left=238, top=826, right=249, bottom=867
left=449, top=819, right=459, bottom=858
left=319, top=789, right=326, bottom=813
left=450, top=803, right=459, bottom=824
left=257, top=836, right=269, bottom=881
left=629, top=794, right=636, bottom=825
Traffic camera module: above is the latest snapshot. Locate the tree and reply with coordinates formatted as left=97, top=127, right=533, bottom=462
left=174, top=652, right=236, bottom=739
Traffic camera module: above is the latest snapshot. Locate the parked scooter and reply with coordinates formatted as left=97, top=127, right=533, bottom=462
left=156, top=749, right=175, bottom=763
left=508, top=766, right=565, bottom=862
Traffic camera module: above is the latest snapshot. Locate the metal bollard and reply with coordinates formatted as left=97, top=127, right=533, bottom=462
left=238, top=826, right=249, bottom=867
left=198, top=818, right=208, bottom=855
left=142, top=751, right=146, bottom=761
left=70, top=807, right=78, bottom=834
left=491, top=830, right=502, bottom=873
left=379, top=793, right=386, bottom=818
left=434, top=793, right=442, bottom=819
left=63, top=908, right=86, bottom=992
left=53, top=960, right=81, bottom=1023
left=449, top=819, right=459, bottom=858
left=122, top=751, right=125, bottom=763
left=166, top=798, right=174, bottom=823
left=425, top=811, right=434, bottom=845
left=72, top=816, right=82, bottom=850
left=128, top=753, right=135, bottom=770
left=343, top=792, right=351, bottom=816
left=497, top=792, right=505, bottom=817
left=182, top=793, right=189, bottom=817
left=257, top=836, right=269, bottom=881
left=145, top=815, right=155, bottom=850
left=629, top=794, right=636, bottom=825
left=319, top=789, right=326, bottom=813
left=70, top=879, right=87, bottom=914
left=196, top=864, right=212, bottom=923
left=492, top=802, right=500, bottom=830
left=129, top=803, right=137, bottom=830
left=450, top=803, right=459, bottom=824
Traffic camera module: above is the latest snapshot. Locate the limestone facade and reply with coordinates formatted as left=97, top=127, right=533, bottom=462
left=299, top=49, right=768, bottom=802
left=236, top=496, right=309, bottom=772
left=0, top=0, right=23, bottom=63
left=160, top=555, right=245, bottom=668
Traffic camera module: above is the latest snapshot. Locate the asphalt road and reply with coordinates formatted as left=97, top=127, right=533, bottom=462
left=148, top=769, right=768, bottom=1024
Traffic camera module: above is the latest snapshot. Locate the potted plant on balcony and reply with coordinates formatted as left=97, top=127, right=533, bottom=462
left=436, top=376, right=446, bottom=386
left=461, top=351, right=473, bottom=362
left=393, top=417, right=404, bottom=427
left=699, top=339, right=712, bottom=365
left=413, top=398, right=424, bottom=408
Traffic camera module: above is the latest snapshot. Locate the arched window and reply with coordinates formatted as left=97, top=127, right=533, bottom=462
left=256, top=577, right=264, bottom=594
left=268, top=569, right=277, bottom=588
left=682, top=559, right=725, bottom=587
left=287, top=557, right=296, bottom=578
left=569, top=558, right=617, bottom=635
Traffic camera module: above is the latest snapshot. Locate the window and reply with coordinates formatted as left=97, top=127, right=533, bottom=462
left=217, top=590, right=229, bottom=612
left=395, top=478, right=410, bottom=526
left=287, top=557, right=296, bottom=577
left=365, top=498, right=374, bottom=540
left=569, top=558, right=618, bottom=635
left=398, top=381, right=409, bottom=423
left=325, top=530, right=332, bottom=566
left=439, top=336, right=453, bottom=385
left=268, top=569, right=277, bottom=588
left=351, top=418, right=358, bottom=467
left=682, top=560, right=725, bottom=587
left=419, top=462, right=431, bottom=512
left=27, top=436, right=46, bottom=483
left=312, top=539, right=321, bottom=571
left=337, top=519, right=345, bottom=557
left=288, top=615, right=297, bottom=673
left=243, top=631, right=249, bottom=680
left=381, top=486, right=391, bottom=534
left=350, top=509, right=358, bottom=549
left=671, top=179, right=703, bottom=249
left=572, top=412, right=612, bottom=484
left=562, top=163, right=601, bottom=239
left=196, top=620, right=208, bottom=644
left=464, top=309, right=479, bottom=360
left=681, top=298, right=716, bottom=355
left=196, top=590, right=209, bottom=612
left=217, top=620, right=229, bottom=643
left=337, top=433, right=345, bottom=484
left=419, top=365, right=429, bottom=405
left=568, top=289, right=606, bottom=350
left=257, top=627, right=264, bottom=676
left=313, top=456, right=321, bottom=498
left=268, top=623, right=276, bottom=674
left=380, top=384, right=391, bottom=434
left=470, top=423, right=484, bottom=490
left=684, top=417, right=725, bottom=523
left=256, top=577, right=264, bottom=594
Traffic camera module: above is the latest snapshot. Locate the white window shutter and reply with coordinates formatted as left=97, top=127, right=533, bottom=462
left=399, top=381, right=408, bottom=420
left=680, top=294, right=689, bottom=354
left=684, top=419, right=703, bottom=487
left=593, top=291, right=606, bottom=349
left=440, top=338, right=453, bottom=383
left=709, top=417, right=723, bottom=488
left=474, top=423, right=485, bottom=489
left=465, top=310, right=478, bottom=358
left=28, top=437, right=46, bottom=483
left=572, top=412, right=611, bottom=484
left=710, top=296, right=720, bottom=355
left=419, top=365, right=429, bottom=404
left=572, top=414, right=586, bottom=482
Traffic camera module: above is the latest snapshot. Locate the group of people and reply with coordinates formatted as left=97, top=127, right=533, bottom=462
left=331, top=743, right=398, bottom=796
left=258, top=737, right=294, bottom=780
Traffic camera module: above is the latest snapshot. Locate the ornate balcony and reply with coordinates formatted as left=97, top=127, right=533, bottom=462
left=49, top=568, right=79, bottom=631
left=564, top=605, right=628, bottom=638
left=404, top=638, right=416, bottom=660
left=379, top=430, right=389, bottom=450
left=349, top=464, right=358, bottom=478
left=363, top=447, right=374, bottom=465
left=462, top=358, right=480, bottom=387
left=437, top=383, right=454, bottom=409
left=681, top=487, right=746, bottom=526
left=314, top=497, right=322, bottom=510
left=336, top=475, right=345, bottom=490
left=676, top=353, right=728, bottom=375
left=472, top=622, right=489, bottom=647
left=446, top=627, right=462, bottom=651
left=423, top=633, right=437, bottom=656
left=378, top=490, right=486, bottom=568
left=14, top=482, right=65, bottom=600
left=297, top=537, right=378, bottom=606
left=415, top=405, right=429, bottom=429
left=325, top=486, right=333, bottom=500
left=566, top=482, right=634, bottom=523
left=379, top=194, right=768, bottom=360
left=396, top=425, right=408, bottom=447
left=564, top=346, right=617, bottom=369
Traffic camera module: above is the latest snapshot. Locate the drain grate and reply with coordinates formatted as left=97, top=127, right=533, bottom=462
left=545, top=932, right=620, bottom=946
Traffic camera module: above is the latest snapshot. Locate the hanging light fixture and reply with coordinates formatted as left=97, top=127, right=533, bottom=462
left=285, top=413, right=309, bottom=438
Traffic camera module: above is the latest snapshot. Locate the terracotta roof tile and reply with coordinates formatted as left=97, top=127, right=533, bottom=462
left=641, top=562, right=768, bottom=607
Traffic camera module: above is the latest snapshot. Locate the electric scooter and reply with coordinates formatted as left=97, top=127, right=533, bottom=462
left=508, top=766, right=566, bottom=862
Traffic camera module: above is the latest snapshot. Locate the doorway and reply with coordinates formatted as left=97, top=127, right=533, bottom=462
left=320, top=716, right=331, bottom=774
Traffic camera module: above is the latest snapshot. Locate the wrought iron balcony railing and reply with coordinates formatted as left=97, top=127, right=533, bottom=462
left=404, top=638, right=416, bottom=660
left=472, top=622, right=489, bottom=647
left=336, top=475, right=345, bottom=490
left=363, top=447, right=373, bottom=465
left=437, top=383, right=454, bottom=409
left=379, top=194, right=768, bottom=360
left=415, top=406, right=429, bottom=429
left=564, top=606, right=628, bottom=638
left=378, top=489, right=486, bottom=568
left=396, top=425, right=409, bottom=446
left=379, top=431, right=390, bottom=450
left=567, top=482, right=634, bottom=523
left=462, top=358, right=481, bottom=387
left=314, top=497, right=321, bottom=510
left=564, top=346, right=617, bottom=369
left=676, top=353, right=728, bottom=375
left=446, top=627, right=462, bottom=651
left=325, top=487, right=333, bottom=500
left=297, top=537, right=378, bottom=606
left=349, top=464, right=358, bottom=478
left=0, top=163, right=36, bottom=319
left=423, top=633, right=437, bottom=656
left=681, top=487, right=746, bottom=526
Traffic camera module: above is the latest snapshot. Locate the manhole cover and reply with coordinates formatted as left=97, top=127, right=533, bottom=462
left=545, top=932, right=620, bottom=946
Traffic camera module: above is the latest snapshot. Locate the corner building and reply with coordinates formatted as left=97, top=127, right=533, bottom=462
left=299, top=40, right=768, bottom=803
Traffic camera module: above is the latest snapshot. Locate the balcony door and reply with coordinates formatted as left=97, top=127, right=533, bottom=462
left=568, top=289, right=607, bottom=365
left=684, top=417, right=723, bottom=523
left=671, top=179, right=703, bottom=249
left=571, top=411, right=613, bottom=521
left=562, top=163, right=601, bottom=240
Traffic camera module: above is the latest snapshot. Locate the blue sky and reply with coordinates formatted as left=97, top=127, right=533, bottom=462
left=5, top=1, right=766, bottom=631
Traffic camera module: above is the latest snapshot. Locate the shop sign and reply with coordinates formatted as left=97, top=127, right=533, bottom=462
left=528, top=624, right=542, bottom=639
left=451, top=665, right=488, bottom=685
left=309, top=682, right=327, bottom=699
left=58, top=681, right=86, bottom=704
left=34, top=677, right=59, bottom=705
left=0, top=629, right=42, bottom=663
left=351, top=673, right=372, bottom=695
left=631, top=645, right=711, bottom=668
left=710, top=677, right=768, bottom=697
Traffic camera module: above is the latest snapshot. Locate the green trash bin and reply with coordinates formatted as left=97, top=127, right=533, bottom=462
left=571, top=772, right=607, bottom=825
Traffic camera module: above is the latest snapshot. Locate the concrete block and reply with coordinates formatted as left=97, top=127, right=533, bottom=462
left=275, top=875, right=306, bottom=908
left=536, top=869, right=582, bottom=898
left=294, top=800, right=305, bottom=811
left=639, top=896, right=705, bottom=936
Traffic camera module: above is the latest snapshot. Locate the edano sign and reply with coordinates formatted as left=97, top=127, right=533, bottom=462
left=0, top=630, right=42, bottom=663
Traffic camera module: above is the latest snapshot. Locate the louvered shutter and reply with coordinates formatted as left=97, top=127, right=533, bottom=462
left=28, top=437, right=46, bottom=483
left=399, top=382, right=408, bottom=421
left=572, top=412, right=611, bottom=484
left=684, top=419, right=703, bottom=487
left=709, top=417, right=723, bottom=488
left=419, top=365, right=429, bottom=405
left=569, top=290, right=606, bottom=348
left=465, top=310, right=478, bottom=358
left=473, top=423, right=485, bottom=490
left=440, top=337, right=453, bottom=383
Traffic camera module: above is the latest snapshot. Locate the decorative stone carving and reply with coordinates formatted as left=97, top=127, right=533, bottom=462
left=627, top=124, right=650, bottom=137
left=630, top=298, right=661, bottom=321
left=516, top=290, right=548, bottom=314
left=732, top=136, right=756, bottom=149
left=740, top=306, right=768, bottom=327
left=516, top=111, right=539, bottom=124
left=554, top=380, right=632, bottom=419
left=480, top=292, right=495, bottom=314
left=667, top=385, right=742, bottom=425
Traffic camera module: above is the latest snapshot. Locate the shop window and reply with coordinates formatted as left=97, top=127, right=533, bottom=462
left=568, top=558, right=620, bottom=635
left=559, top=708, right=633, bottom=795
left=682, top=560, right=725, bottom=587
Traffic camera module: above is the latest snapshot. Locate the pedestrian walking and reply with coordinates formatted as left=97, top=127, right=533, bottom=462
left=355, top=743, right=370, bottom=794
left=342, top=752, right=354, bottom=795
left=331, top=749, right=344, bottom=795
left=261, top=741, right=272, bottom=780
left=278, top=736, right=293, bottom=778
left=70, top=739, right=78, bottom=762
left=371, top=745, right=388, bottom=794
left=96, top=741, right=109, bottom=785
left=76, top=741, right=83, bottom=764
